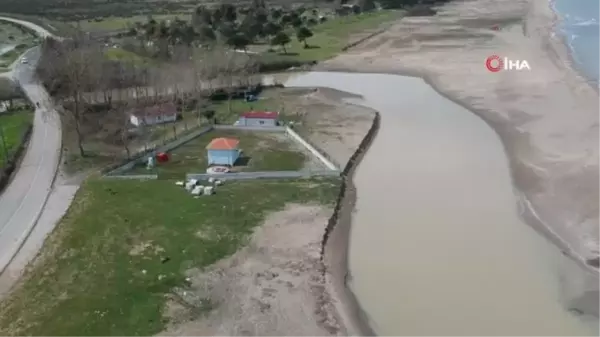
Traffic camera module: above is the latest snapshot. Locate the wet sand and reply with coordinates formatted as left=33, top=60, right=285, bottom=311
left=318, top=0, right=599, bottom=321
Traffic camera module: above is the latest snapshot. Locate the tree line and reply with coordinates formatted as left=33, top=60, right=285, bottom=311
left=121, top=3, right=324, bottom=61
left=36, top=33, right=259, bottom=160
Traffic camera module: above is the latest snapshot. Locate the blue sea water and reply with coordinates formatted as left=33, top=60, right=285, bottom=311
left=551, top=0, right=599, bottom=83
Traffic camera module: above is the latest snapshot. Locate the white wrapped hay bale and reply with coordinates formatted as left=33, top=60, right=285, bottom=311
left=185, top=179, right=199, bottom=191
left=191, top=186, right=203, bottom=196
left=203, top=186, right=214, bottom=195
left=185, top=181, right=195, bottom=191
left=208, top=177, right=215, bottom=184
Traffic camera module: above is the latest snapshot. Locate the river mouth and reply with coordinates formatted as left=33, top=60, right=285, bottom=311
left=280, top=71, right=598, bottom=336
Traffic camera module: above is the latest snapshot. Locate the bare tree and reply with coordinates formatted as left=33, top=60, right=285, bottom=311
left=113, top=100, right=133, bottom=159
left=38, top=37, right=103, bottom=157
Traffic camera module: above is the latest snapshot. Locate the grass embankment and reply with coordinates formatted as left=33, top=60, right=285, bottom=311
left=0, top=111, right=33, bottom=165
left=130, top=129, right=306, bottom=178
left=257, top=10, right=403, bottom=69
left=0, top=177, right=340, bottom=335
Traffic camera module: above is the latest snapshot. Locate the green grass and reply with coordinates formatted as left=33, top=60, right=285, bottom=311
left=211, top=96, right=280, bottom=125
left=0, top=177, right=340, bottom=336
left=105, top=47, right=153, bottom=65
left=0, top=111, right=33, bottom=165
left=75, top=14, right=191, bottom=33
left=63, top=152, right=119, bottom=175
left=257, top=10, right=403, bottom=65
left=129, top=129, right=306, bottom=179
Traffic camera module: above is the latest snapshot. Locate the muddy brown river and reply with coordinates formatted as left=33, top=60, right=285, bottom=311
left=280, top=72, right=598, bottom=336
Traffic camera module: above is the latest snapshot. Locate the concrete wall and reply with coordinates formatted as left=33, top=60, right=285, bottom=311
left=285, top=127, right=338, bottom=171
left=214, top=125, right=286, bottom=132
left=238, top=117, right=277, bottom=127
left=130, top=113, right=177, bottom=127
left=187, top=170, right=340, bottom=181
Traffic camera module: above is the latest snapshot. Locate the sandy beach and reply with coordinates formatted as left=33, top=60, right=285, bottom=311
left=318, top=0, right=599, bottom=317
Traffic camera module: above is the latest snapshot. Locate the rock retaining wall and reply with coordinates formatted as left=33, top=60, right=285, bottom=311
left=319, top=110, right=381, bottom=336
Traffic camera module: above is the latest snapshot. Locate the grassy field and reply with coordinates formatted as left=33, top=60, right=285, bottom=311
left=129, top=129, right=306, bottom=178
left=75, top=14, right=191, bottom=33
left=59, top=94, right=280, bottom=175
left=0, top=177, right=340, bottom=335
left=257, top=10, right=404, bottom=64
left=0, top=21, right=35, bottom=43
left=0, top=111, right=33, bottom=165
left=104, top=47, right=154, bottom=65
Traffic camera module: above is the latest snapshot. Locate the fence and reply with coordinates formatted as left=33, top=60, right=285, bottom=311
left=105, top=174, right=158, bottom=180
left=105, top=126, right=213, bottom=176
left=187, top=169, right=340, bottom=181
left=104, top=123, right=341, bottom=180
left=213, top=125, right=286, bottom=132
left=285, top=127, right=338, bottom=171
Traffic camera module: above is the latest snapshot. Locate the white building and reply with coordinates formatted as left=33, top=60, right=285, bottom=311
left=236, top=111, right=279, bottom=127
left=129, top=102, right=178, bottom=127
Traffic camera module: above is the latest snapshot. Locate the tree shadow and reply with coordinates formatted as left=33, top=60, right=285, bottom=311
left=277, top=52, right=300, bottom=56
left=304, top=45, right=321, bottom=49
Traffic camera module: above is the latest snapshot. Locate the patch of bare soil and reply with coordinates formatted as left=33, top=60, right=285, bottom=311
left=159, top=204, right=344, bottom=336
left=271, top=87, right=377, bottom=169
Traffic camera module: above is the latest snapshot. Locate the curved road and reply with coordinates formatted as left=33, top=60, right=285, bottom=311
left=0, top=17, right=64, bottom=283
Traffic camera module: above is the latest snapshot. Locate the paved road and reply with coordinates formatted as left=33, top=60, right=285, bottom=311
left=0, top=18, right=63, bottom=276
left=0, top=16, right=54, bottom=38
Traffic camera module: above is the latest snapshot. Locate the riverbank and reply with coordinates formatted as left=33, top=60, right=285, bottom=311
left=0, top=87, right=378, bottom=335
left=318, top=0, right=599, bottom=316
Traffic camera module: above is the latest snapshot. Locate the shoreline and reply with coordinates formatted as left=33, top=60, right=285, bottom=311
left=312, top=0, right=598, bottom=333
left=321, top=108, right=381, bottom=336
